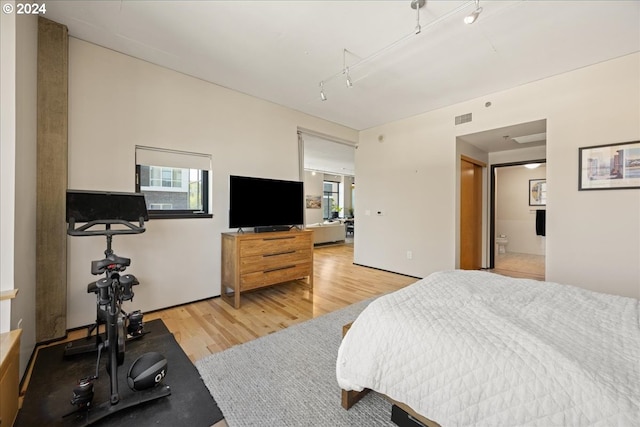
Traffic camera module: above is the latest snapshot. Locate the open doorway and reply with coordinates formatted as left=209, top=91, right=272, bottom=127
left=298, top=129, right=356, bottom=246
left=457, top=119, right=547, bottom=280
left=490, top=161, right=546, bottom=280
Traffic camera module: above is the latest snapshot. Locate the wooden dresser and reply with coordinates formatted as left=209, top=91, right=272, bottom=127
left=221, top=229, right=313, bottom=308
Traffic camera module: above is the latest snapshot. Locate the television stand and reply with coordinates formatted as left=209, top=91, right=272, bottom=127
left=220, top=229, right=313, bottom=308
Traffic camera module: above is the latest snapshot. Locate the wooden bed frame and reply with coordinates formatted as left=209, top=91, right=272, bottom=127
left=340, top=323, right=441, bottom=427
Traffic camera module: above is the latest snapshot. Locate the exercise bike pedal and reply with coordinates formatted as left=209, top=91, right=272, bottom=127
left=127, top=330, right=149, bottom=341
left=69, top=377, right=95, bottom=409
left=126, top=309, right=144, bottom=336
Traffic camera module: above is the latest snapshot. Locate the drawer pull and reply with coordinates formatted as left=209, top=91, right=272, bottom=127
left=264, top=265, right=296, bottom=273
left=264, top=250, right=296, bottom=257
left=263, top=236, right=296, bottom=241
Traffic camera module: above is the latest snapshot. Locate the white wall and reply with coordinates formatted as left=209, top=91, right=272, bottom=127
left=356, top=53, right=640, bottom=299
left=0, top=8, right=37, bottom=376
left=357, top=114, right=458, bottom=278
left=490, top=145, right=546, bottom=165
left=495, top=165, right=546, bottom=255
left=67, top=38, right=357, bottom=328
left=0, top=1, right=17, bottom=333
left=12, top=13, right=37, bottom=378
left=304, top=170, right=324, bottom=224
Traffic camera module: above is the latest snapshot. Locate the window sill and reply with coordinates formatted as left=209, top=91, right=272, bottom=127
left=148, top=213, right=213, bottom=220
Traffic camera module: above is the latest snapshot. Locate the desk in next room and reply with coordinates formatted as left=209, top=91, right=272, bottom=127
left=220, top=229, right=314, bottom=308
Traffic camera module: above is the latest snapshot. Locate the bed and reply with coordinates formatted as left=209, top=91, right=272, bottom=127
left=336, top=270, right=640, bottom=426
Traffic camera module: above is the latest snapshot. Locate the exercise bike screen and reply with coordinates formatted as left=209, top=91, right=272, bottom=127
left=66, top=190, right=149, bottom=223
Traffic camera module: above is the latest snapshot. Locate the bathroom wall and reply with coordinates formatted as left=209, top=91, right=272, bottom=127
left=495, top=164, right=546, bottom=255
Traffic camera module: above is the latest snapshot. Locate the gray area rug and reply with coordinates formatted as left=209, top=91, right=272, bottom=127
left=196, top=299, right=395, bottom=426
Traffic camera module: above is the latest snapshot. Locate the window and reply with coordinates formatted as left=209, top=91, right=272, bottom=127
left=135, top=146, right=212, bottom=219
left=148, top=167, right=184, bottom=189
left=148, top=203, right=173, bottom=210
left=323, top=180, right=340, bottom=219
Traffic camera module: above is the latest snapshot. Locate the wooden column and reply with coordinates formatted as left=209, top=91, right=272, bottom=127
left=36, top=17, right=68, bottom=342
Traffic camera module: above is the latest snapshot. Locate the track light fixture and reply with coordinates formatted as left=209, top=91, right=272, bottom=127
left=320, top=81, right=327, bottom=101
left=411, top=0, right=425, bottom=34
left=464, top=0, right=482, bottom=24
left=343, top=49, right=354, bottom=88
left=345, top=68, right=353, bottom=88
left=317, top=0, right=479, bottom=100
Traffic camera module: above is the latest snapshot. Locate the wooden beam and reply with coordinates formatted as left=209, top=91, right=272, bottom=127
left=36, top=17, right=68, bottom=342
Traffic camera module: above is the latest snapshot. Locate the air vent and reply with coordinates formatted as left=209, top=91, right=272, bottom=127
left=455, top=113, right=472, bottom=125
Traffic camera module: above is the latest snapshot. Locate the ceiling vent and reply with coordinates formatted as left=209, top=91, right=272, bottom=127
left=455, top=113, right=472, bottom=125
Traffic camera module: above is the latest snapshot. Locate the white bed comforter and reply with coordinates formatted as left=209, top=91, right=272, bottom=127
left=336, top=270, right=640, bottom=426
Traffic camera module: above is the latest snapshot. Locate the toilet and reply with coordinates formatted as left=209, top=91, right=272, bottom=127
left=496, top=235, right=508, bottom=254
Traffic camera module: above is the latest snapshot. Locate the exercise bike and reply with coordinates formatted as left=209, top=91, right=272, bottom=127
left=64, top=190, right=171, bottom=425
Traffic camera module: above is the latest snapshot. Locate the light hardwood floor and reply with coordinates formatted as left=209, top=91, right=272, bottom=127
left=65, top=243, right=417, bottom=363
left=149, top=245, right=544, bottom=362
left=24, top=244, right=545, bottom=404
left=61, top=245, right=546, bottom=363
left=491, top=252, right=545, bottom=281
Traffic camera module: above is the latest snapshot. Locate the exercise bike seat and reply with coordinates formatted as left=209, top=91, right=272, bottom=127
left=91, top=254, right=131, bottom=275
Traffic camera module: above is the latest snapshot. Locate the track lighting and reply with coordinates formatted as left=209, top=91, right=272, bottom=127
left=411, top=0, right=425, bottom=34
left=317, top=0, right=477, bottom=100
left=464, top=0, right=482, bottom=24
left=343, top=49, right=354, bottom=88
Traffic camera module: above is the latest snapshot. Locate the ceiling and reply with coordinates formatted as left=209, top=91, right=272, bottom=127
left=44, top=1, right=640, bottom=133
left=457, top=119, right=547, bottom=153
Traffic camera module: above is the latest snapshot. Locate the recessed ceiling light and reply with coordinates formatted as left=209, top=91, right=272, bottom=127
left=512, top=132, right=546, bottom=144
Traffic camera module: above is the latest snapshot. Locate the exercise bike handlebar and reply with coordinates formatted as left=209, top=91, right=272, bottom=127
left=67, top=218, right=147, bottom=237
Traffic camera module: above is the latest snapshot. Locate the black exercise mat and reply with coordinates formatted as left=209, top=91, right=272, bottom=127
left=16, top=319, right=224, bottom=427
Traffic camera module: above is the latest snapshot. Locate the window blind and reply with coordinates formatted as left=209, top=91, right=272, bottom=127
left=135, top=145, right=211, bottom=170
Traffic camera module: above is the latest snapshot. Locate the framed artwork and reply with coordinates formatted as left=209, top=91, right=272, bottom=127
left=578, top=141, right=640, bottom=190
left=529, top=179, right=546, bottom=206
left=306, top=195, right=321, bottom=209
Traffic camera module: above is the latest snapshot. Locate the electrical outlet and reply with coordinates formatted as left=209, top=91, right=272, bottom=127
left=406, top=251, right=412, bottom=259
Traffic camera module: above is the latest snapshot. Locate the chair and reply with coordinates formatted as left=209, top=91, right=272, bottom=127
left=345, top=219, right=354, bottom=236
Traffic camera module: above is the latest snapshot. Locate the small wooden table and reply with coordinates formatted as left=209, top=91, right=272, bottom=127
left=1, top=329, right=22, bottom=427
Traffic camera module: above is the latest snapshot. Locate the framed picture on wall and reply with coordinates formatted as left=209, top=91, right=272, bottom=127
left=306, top=195, right=321, bottom=209
left=578, top=141, right=640, bottom=190
left=529, top=179, right=546, bottom=206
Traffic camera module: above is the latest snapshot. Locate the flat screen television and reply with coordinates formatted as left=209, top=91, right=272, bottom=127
left=229, top=175, right=304, bottom=230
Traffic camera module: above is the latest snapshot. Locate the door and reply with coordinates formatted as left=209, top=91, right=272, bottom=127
left=460, top=156, right=484, bottom=270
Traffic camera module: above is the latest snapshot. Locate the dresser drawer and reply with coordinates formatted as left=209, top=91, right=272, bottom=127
left=240, top=262, right=312, bottom=291
left=240, top=249, right=312, bottom=274
left=240, top=233, right=311, bottom=257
